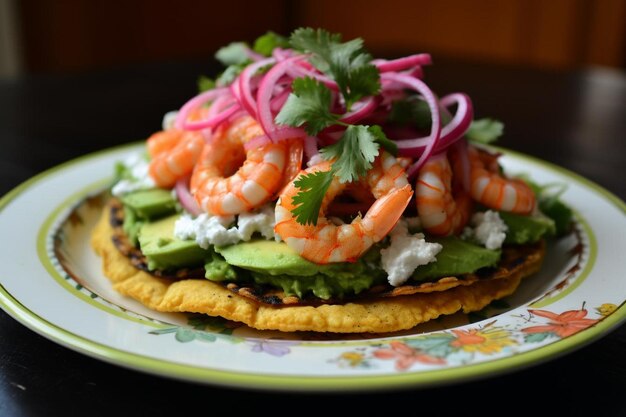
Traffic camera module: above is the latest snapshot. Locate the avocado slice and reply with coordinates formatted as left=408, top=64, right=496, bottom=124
left=217, top=240, right=386, bottom=299
left=138, top=215, right=208, bottom=271
left=500, top=212, right=556, bottom=244
left=215, top=240, right=330, bottom=276
left=121, top=189, right=177, bottom=220
left=412, top=237, right=501, bottom=281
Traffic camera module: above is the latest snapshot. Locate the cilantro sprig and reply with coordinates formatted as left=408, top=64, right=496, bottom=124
left=275, top=29, right=395, bottom=225
left=286, top=124, right=395, bottom=226
left=290, top=28, right=380, bottom=110
left=466, top=118, right=504, bottom=144
left=197, top=31, right=289, bottom=90
left=275, top=77, right=337, bottom=135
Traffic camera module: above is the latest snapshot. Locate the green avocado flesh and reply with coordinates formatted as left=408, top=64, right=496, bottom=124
left=138, top=215, right=208, bottom=271
left=217, top=237, right=499, bottom=299
left=130, top=212, right=505, bottom=299
left=120, top=189, right=556, bottom=299
left=500, top=211, right=555, bottom=244
left=411, top=237, right=500, bottom=281
left=216, top=240, right=386, bottom=299
left=216, top=240, right=329, bottom=276
left=122, top=189, right=177, bottom=220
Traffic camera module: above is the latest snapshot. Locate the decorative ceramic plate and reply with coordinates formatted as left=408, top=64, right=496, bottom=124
left=1, top=143, right=625, bottom=391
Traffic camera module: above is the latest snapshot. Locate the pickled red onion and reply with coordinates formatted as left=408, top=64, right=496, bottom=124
left=175, top=177, right=202, bottom=216
left=375, top=53, right=432, bottom=72
left=174, top=87, right=230, bottom=131
left=237, top=57, right=275, bottom=118
left=394, top=93, right=473, bottom=157
left=256, top=56, right=307, bottom=141
left=339, top=96, right=379, bottom=124
left=380, top=72, right=441, bottom=178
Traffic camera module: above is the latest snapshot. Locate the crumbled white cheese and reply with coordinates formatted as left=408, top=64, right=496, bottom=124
left=162, top=110, right=179, bottom=130
left=111, top=153, right=155, bottom=196
left=237, top=204, right=275, bottom=240
left=463, top=210, right=508, bottom=250
left=380, top=219, right=443, bottom=287
left=174, top=204, right=277, bottom=248
left=175, top=213, right=239, bottom=248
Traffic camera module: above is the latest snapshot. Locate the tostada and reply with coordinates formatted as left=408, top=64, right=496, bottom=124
left=91, top=28, right=572, bottom=333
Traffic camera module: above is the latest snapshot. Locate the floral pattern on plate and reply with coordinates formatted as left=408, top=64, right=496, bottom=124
left=330, top=303, right=611, bottom=371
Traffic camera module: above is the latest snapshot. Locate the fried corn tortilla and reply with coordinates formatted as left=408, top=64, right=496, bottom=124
left=92, top=204, right=545, bottom=333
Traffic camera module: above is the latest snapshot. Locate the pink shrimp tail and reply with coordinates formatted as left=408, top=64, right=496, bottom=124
left=362, top=185, right=413, bottom=240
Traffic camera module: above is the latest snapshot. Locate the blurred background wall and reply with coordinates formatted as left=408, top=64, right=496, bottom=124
left=1, top=0, right=625, bottom=77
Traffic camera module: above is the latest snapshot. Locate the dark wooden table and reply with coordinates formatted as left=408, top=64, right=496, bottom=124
left=1, top=57, right=625, bottom=416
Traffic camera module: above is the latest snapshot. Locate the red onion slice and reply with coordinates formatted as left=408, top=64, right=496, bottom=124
left=270, top=88, right=291, bottom=113
left=174, top=88, right=230, bottom=130
left=394, top=93, right=473, bottom=157
left=238, top=57, right=275, bottom=118
left=272, top=47, right=293, bottom=62
left=175, top=177, right=202, bottom=216
left=244, top=134, right=272, bottom=150
left=380, top=72, right=441, bottom=178
left=244, top=46, right=265, bottom=62
left=375, top=54, right=432, bottom=72
left=339, top=96, right=379, bottom=124
left=257, top=56, right=307, bottom=141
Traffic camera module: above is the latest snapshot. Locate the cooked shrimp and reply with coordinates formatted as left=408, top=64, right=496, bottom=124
left=328, top=152, right=408, bottom=217
left=147, top=130, right=205, bottom=188
left=275, top=153, right=413, bottom=264
left=276, top=139, right=304, bottom=196
left=468, top=146, right=535, bottom=214
left=191, top=116, right=303, bottom=215
left=416, top=152, right=472, bottom=236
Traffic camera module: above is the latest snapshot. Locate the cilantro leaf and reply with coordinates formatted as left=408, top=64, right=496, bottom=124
left=215, top=62, right=248, bottom=87
left=290, top=124, right=390, bottom=225
left=466, top=118, right=504, bottom=144
left=368, top=125, right=397, bottom=156
left=290, top=170, right=334, bottom=225
left=289, top=28, right=380, bottom=110
left=339, top=63, right=380, bottom=109
left=320, top=125, right=380, bottom=183
left=253, top=31, right=289, bottom=56
left=215, top=42, right=250, bottom=66
left=275, top=77, right=338, bottom=135
left=289, top=27, right=341, bottom=73
left=197, top=75, right=216, bottom=92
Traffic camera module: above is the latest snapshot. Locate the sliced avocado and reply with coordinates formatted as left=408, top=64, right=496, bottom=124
left=249, top=270, right=383, bottom=300
left=204, top=251, right=237, bottom=281
left=121, top=189, right=177, bottom=220
left=138, top=215, right=208, bottom=271
left=122, top=206, right=144, bottom=247
left=500, top=212, right=556, bottom=244
left=215, top=240, right=330, bottom=276
left=412, top=237, right=501, bottom=281
left=222, top=242, right=385, bottom=299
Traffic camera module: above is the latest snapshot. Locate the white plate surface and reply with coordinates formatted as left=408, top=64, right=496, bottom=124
left=1, top=143, right=625, bottom=391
